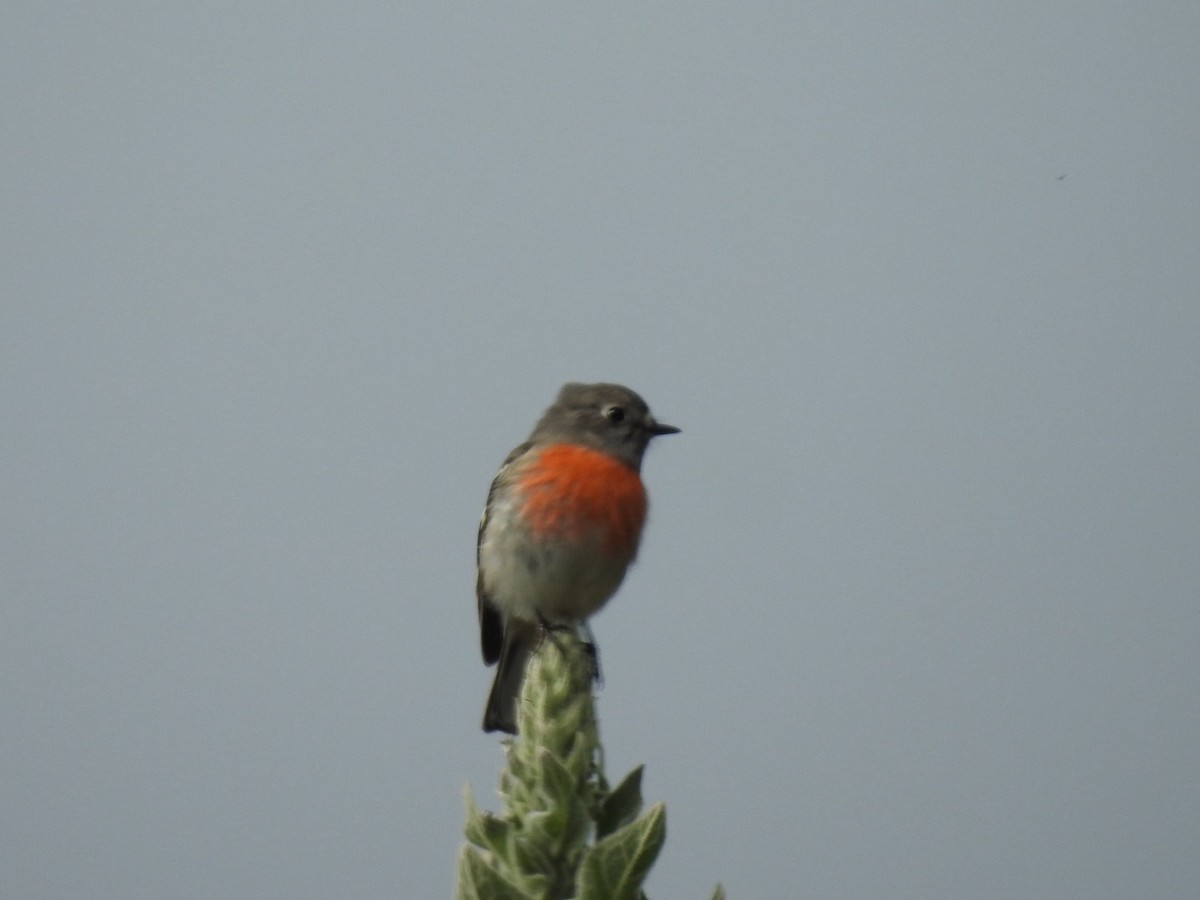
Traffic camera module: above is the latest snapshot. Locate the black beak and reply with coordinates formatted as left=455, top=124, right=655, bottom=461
left=648, top=420, right=681, bottom=437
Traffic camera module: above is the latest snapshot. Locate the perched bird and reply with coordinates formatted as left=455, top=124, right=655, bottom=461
left=476, top=383, right=679, bottom=734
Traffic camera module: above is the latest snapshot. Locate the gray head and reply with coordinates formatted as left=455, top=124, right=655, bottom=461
left=529, top=382, right=680, bottom=471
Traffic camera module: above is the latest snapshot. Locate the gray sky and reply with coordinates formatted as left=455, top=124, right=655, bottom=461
left=3, top=3, right=1198, bottom=898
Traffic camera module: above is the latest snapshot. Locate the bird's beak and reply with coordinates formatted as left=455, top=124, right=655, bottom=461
left=649, top=420, right=681, bottom=436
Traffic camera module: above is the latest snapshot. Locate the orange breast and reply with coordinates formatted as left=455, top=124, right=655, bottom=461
left=516, top=444, right=647, bottom=557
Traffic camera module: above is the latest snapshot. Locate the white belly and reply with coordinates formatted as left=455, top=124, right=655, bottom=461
left=479, top=496, right=631, bottom=623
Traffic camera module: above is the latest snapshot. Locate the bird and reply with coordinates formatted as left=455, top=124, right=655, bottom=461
left=476, top=382, right=679, bottom=734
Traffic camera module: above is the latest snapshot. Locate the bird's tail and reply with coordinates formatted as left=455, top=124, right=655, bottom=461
left=482, top=623, right=535, bottom=734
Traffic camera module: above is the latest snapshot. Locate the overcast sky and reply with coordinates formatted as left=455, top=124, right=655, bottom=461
left=3, top=3, right=1198, bottom=898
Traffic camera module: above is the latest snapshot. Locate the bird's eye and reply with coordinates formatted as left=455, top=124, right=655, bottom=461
left=604, top=405, right=626, bottom=424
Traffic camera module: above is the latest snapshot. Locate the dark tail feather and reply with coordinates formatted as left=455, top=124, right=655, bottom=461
left=482, top=625, right=533, bottom=734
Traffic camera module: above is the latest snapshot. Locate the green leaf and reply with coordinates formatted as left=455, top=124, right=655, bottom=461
left=455, top=636, right=716, bottom=900
left=576, top=802, right=666, bottom=900
left=455, top=845, right=541, bottom=900
left=537, top=747, right=577, bottom=806
left=595, top=765, right=644, bottom=839
left=462, top=789, right=514, bottom=861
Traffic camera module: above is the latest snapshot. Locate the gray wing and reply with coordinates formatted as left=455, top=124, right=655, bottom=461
left=477, top=441, right=533, bottom=665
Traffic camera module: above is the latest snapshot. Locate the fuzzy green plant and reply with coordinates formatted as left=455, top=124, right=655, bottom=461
left=456, top=635, right=724, bottom=900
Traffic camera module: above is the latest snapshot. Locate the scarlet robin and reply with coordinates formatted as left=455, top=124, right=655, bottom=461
left=476, top=383, right=679, bottom=734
